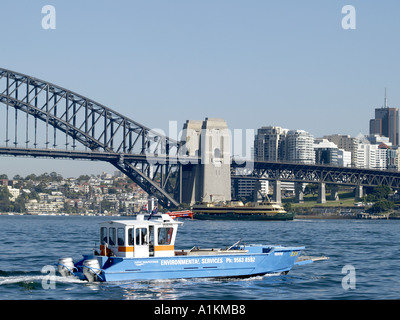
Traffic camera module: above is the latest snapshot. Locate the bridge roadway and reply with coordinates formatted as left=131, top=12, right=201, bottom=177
left=231, top=159, right=400, bottom=188
left=2, top=146, right=400, bottom=190
left=0, top=146, right=198, bottom=164
left=232, top=159, right=400, bottom=203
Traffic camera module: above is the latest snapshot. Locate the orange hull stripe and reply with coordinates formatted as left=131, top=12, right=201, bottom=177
left=101, top=245, right=174, bottom=252
left=118, top=246, right=134, bottom=252
left=155, top=245, right=174, bottom=251
left=100, top=245, right=135, bottom=253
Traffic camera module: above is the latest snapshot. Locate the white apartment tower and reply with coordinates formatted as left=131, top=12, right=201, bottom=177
left=286, top=130, right=315, bottom=164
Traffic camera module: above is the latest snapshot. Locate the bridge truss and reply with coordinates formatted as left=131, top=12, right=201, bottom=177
left=232, top=160, right=400, bottom=189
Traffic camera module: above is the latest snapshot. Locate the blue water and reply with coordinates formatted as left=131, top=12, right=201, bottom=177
left=0, top=215, right=399, bottom=300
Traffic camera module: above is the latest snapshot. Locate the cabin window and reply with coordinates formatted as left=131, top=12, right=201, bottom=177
left=117, top=228, right=125, bottom=246
left=135, top=228, right=148, bottom=246
left=128, top=228, right=134, bottom=246
left=149, top=226, right=154, bottom=245
left=100, top=227, right=107, bottom=245
left=157, top=227, right=173, bottom=245
left=109, top=228, right=116, bottom=246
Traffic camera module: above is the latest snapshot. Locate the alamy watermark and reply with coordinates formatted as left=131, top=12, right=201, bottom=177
left=41, top=5, right=56, bottom=30
left=40, top=5, right=356, bottom=31
left=41, top=265, right=56, bottom=289
left=144, top=121, right=255, bottom=171
left=341, top=265, right=356, bottom=290
left=342, top=5, right=356, bottom=30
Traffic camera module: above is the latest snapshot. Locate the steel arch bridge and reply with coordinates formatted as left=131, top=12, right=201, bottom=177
left=2, top=68, right=400, bottom=209
left=0, top=68, right=197, bottom=208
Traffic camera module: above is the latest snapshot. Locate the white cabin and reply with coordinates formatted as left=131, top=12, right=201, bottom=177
left=98, top=214, right=182, bottom=258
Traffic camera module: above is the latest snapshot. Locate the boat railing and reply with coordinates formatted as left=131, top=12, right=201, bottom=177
left=227, top=239, right=242, bottom=250
left=181, top=246, right=248, bottom=256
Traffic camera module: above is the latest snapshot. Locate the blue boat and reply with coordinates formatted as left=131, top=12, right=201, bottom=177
left=56, top=214, right=328, bottom=282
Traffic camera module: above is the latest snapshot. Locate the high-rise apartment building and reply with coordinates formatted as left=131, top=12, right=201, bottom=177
left=254, top=126, right=288, bottom=161
left=255, top=127, right=314, bottom=164
left=369, top=91, right=399, bottom=146
left=286, top=130, right=315, bottom=164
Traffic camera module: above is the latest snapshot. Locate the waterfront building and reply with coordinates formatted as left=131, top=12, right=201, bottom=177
left=384, top=144, right=398, bottom=171
left=337, top=149, right=352, bottom=167
left=254, top=126, right=288, bottom=161
left=232, top=179, right=268, bottom=200
left=323, top=134, right=358, bottom=167
left=313, top=139, right=339, bottom=165
left=393, top=148, right=400, bottom=171
left=7, top=186, right=20, bottom=202
left=286, top=130, right=315, bottom=164
left=356, top=138, right=388, bottom=170
left=366, top=134, right=391, bottom=146
left=25, top=199, right=64, bottom=215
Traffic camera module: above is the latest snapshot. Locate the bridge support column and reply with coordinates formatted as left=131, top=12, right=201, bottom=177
left=273, top=180, right=282, bottom=204
left=317, top=182, right=326, bottom=204
left=180, top=118, right=231, bottom=205
left=295, top=183, right=304, bottom=203
left=253, top=180, right=261, bottom=202
left=355, top=185, right=363, bottom=201
left=330, top=185, right=339, bottom=201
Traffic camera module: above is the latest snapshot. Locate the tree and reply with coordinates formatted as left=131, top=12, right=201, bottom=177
left=0, top=186, right=11, bottom=212
left=372, top=185, right=391, bottom=200
left=366, top=185, right=391, bottom=202
left=77, top=175, right=90, bottom=182
left=12, top=192, right=29, bottom=213
left=305, top=184, right=318, bottom=196
left=283, top=202, right=293, bottom=212
left=369, top=200, right=394, bottom=214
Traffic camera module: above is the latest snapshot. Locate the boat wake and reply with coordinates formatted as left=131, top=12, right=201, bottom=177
left=0, top=270, right=83, bottom=286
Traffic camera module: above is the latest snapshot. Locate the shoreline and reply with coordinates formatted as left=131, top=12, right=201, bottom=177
left=295, top=214, right=400, bottom=220
left=295, top=214, right=354, bottom=219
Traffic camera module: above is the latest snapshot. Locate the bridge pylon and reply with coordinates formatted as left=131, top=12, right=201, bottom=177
left=180, top=118, right=231, bottom=205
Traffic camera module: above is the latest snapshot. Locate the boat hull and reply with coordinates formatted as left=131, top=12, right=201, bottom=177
left=73, top=245, right=304, bottom=282
left=193, top=211, right=295, bottom=221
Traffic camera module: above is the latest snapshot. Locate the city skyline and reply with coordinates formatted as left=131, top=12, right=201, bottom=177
left=1, top=1, right=400, bottom=177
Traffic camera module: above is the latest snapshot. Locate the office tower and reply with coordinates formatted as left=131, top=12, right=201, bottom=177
left=369, top=90, right=399, bottom=146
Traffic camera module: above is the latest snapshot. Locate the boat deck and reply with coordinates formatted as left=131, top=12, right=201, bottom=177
left=175, top=247, right=248, bottom=256
left=295, top=255, right=329, bottom=266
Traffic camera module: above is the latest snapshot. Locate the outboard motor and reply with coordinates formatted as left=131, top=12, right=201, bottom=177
left=83, top=258, right=101, bottom=282
left=57, top=257, right=75, bottom=277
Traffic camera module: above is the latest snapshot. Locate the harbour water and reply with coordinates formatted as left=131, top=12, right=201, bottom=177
left=1, top=215, right=399, bottom=300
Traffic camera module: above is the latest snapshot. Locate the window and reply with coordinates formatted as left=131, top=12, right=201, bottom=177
left=117, top=228, right=125, bottom=246
left=109, top=228, right=116, bottom=246
left=149, top=226, right=154, bottom=246
left=157, top=228, right=173, bottom=245
left=135, top=228, right=148, bottom=246
left=100, top=227, right=107, bottom=245
left=128, top=228, right=134, bottom=246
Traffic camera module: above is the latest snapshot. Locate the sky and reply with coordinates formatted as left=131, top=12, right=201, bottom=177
left=0, top=0, right=400, bottom=178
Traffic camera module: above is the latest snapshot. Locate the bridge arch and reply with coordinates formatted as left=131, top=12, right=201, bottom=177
left=0, top=68, right=183, bottom=207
